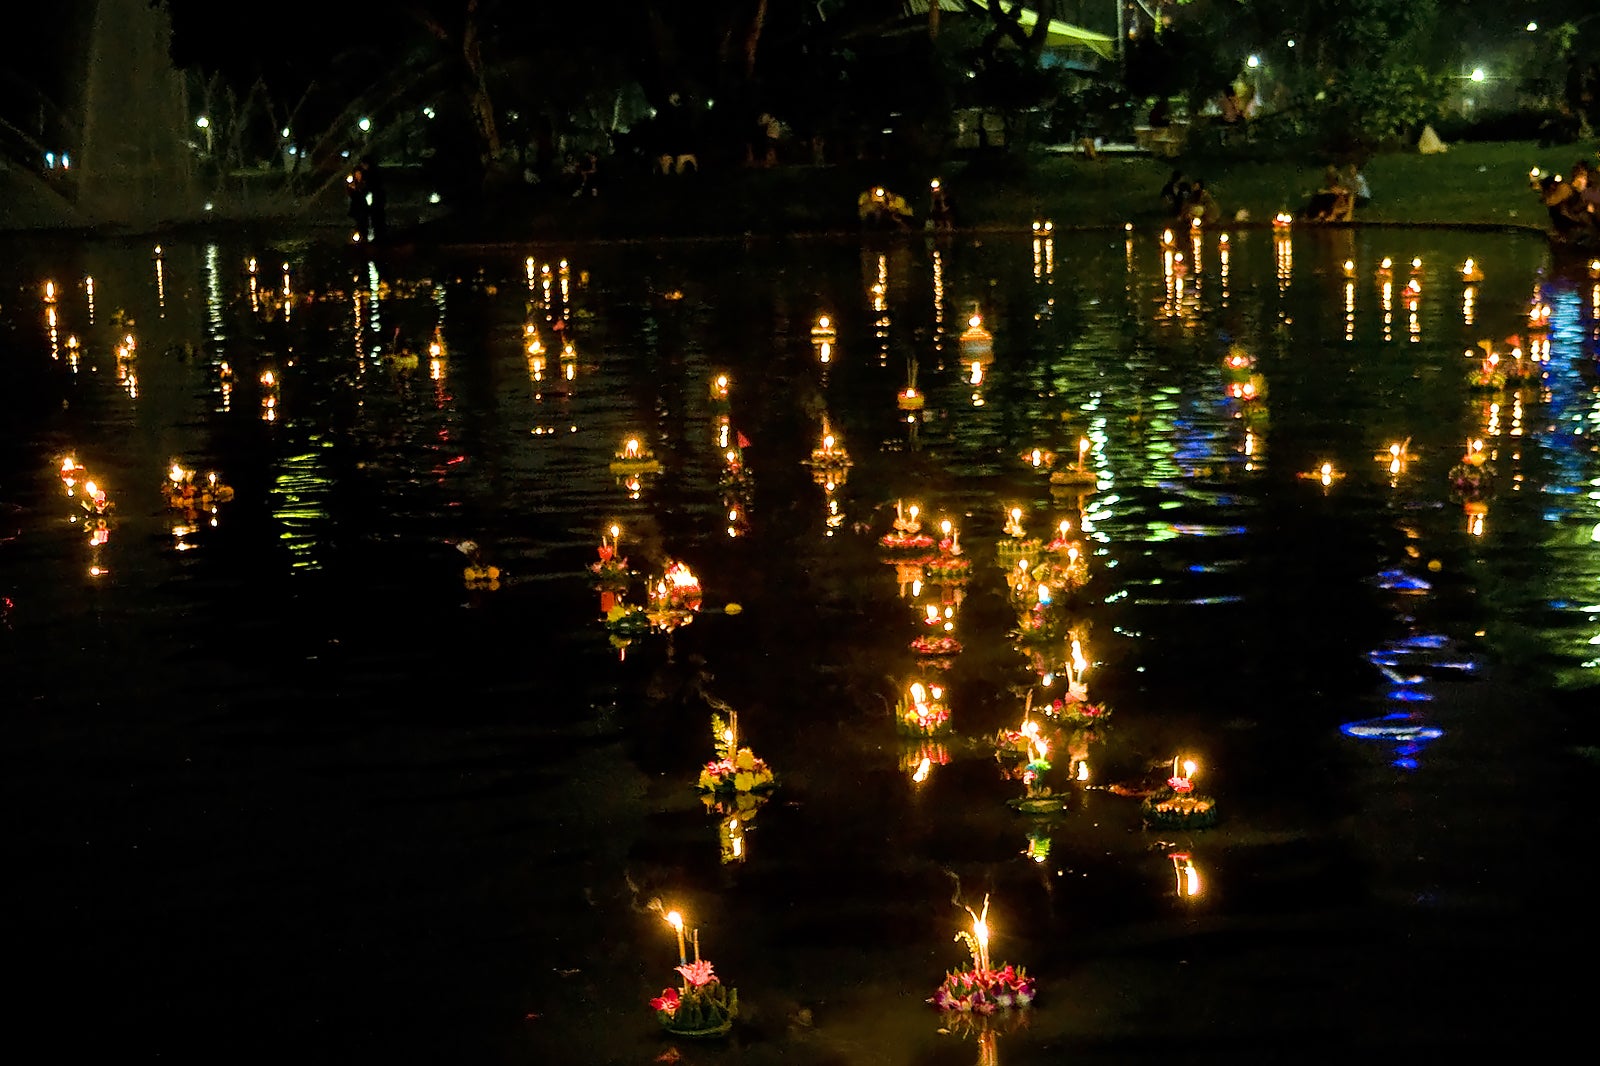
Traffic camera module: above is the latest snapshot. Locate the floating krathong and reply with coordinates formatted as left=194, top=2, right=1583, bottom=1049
left=1272, top=212, right=1293, bottom=230
left=162, top=460, right=234, bottom=518
left=590, top=524, right=629, bottom=590
left=609, top=436, right=661, bottom=476
left=456, top=540, right=501, bottom=590
left=1468, top=348, right=1507, bottom=391
left=697, top=705, right=775, bottom=795
left=1297, top=462, right=1343, bottom=488
left=1447, top=438, right=1493, bottom=500
left=881, top=500, right=935, bottom=552
left=959, top=311, right=993, bottom=362
left=811, top=314, right=836, bottom=363
left=649, top=902, right=740, bottom=1038
left=929, top=896, right=1036, bottom=1014
left=709, top=373, right=730, bottom=402
left=1460, top=258, right=1484, bottom=283
left=1048, top=439, right=1096, bottom=488
left=1377, top=440, right=1416, bottom=478
left=1140, top=755, right=1218, bottom=829
left=897, top=681, right=952, bottom=737
left=996, top=508, right=1043, bottom=570
left=652, top=561, right=703, bottom=614
left=997, top=712, right=1064, bottom=814
left=807, top=420, right=852, bottom=485
left=1527, top=298, right=1551, bottom=332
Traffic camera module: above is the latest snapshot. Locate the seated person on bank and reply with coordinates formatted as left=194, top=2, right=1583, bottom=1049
left=1540, top=164, right=1600, bottom=241
left=1159, top=170, right=1192, bottom=218
left=1300, top=166, right=1354, bottom=222
left=1185, top=179, right=1221, bottom=226
left=858, top=186, right=914, bottom=229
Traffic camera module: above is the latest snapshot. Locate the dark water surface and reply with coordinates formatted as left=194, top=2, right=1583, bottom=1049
left=3, top=227, right=1597, bottom=1063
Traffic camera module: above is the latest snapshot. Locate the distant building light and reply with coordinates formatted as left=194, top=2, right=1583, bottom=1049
left=340, top=150, right=350, bottom=158
left=287, top=146, right=298, bottom=156
left=422, top=106, right=436, bottom=119
left=45, top=151, right=55, bottom=168
left=428, top=192, right=442, bottom=204
left=1286, top=39, right=1295, bottom=48
left=281, top=127, right=291, bottom=138
left=1526, top=21, right=1538, bottom=31
left=204, top=202, right=214, bottom=212
left=60, top=153, right=70, bottom=169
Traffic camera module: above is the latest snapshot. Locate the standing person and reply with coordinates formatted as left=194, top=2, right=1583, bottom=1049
left=360, top=156, right=387, bottom=243
left=346, top=164, right=369, bottom=243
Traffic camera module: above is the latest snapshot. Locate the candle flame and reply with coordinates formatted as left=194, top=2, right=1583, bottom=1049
left=665, top=910, right=683, bottom=932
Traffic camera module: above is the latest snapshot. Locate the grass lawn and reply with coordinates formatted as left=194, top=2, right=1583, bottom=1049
left=425, top=139, right=1594, bottom=244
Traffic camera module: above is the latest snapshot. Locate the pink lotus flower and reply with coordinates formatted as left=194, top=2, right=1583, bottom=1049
left=649, top=987, right=679, bottom=1016
left=596, top=544, right=614, bottom=562
left=675, top=959, right=717, bottom=987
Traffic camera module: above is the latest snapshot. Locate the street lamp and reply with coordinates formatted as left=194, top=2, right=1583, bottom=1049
left=1247, top=54, right=1260, bottom=68
left=195, top=115, right=212, bottom=153
left=358, top=116, right=372, bottom=133
left=1470, top=67, right=1486, bottom=82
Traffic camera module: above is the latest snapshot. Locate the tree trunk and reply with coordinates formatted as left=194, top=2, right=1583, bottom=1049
left=741, top=0, right=767, bottom=80
left=462, top=0, right=501, bottom=166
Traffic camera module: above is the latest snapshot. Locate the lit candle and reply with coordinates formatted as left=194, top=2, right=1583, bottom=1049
left=692, top=928, right=700, bottom=963
left=665, top=910, right=686, bottom=965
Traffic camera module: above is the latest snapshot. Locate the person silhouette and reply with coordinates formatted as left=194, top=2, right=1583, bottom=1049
left=345, top=164, right=369, bottom=243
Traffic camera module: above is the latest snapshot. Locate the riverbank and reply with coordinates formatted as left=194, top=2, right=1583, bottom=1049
left=415, top=139, right=1591, bottom=246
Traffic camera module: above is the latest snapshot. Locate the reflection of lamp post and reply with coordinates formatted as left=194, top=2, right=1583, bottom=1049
left=195, top=115, right=212, bottom=154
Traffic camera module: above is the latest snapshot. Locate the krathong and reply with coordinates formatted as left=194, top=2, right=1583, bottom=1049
left=807, top=419, right=852, bottom=486
left=929, top=895, right=1036, bottom=1014
left=959, top=310, right=993, bottom=362
left=1048, top=438, right=1096, bottom=488
left=881, top=500, right=935, bottom=552
left=1447, top=438, right=1493, bottom=501
left=591, top=524, right=629, bottom=590
left=162, top=460, right=234, bottom=518
left=609, top=436, right=661, bottom=476
left=999, top=714, right=1063, bottom=814
left=456, top=540, right=501, bottom=590
left=651, top=561, right=703, bottom=614
left=648, top=903, right=739, bottom=1038
left=897, top=681, right=952, bottom=737
left=697, top=706, right=775, bottom=795
left=1140, top=755, right=1218, bottom=829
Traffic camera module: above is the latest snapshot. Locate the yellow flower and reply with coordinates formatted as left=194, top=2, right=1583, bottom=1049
left=698, top=769, right=717, bottom=790
left=734, top=749, right=756, bottom=771
left=733, top=772, right=755, bottom=792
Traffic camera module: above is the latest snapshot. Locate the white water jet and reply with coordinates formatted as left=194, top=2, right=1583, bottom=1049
left=77, top=0, right=195, bottom=227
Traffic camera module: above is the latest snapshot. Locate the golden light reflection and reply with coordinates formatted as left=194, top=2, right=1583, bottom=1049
left=1170, top=852, right=1203, bottom=899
